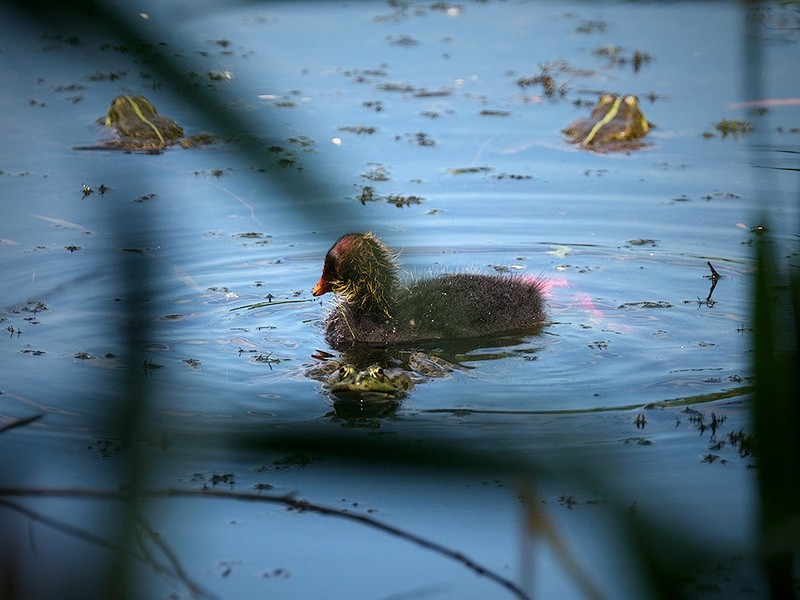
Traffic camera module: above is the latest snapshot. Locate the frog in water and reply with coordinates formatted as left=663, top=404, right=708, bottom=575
left=563, top=94, right=651, bottom=152
left=325, top=364, right=414, bottom=401
left=75, top=95, right=212, bottom=152
left=307, top=351, right=454, bottom=403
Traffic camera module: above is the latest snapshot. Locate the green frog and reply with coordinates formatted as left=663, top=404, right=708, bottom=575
left=563, top=94, right=651, bottom=152
left=306, top=351, right=455, bottom=403
left=75, top=95, right=211, bottom=152
left=326, top=364, right=414, bottom=401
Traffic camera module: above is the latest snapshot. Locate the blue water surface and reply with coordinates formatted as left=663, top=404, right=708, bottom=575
left=1, top=1, right=798, bottom=599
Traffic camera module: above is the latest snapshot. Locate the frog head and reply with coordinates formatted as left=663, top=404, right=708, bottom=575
left=585, top=94, right=649, bottom=145
left=103, top=95, right=184, bottom=148
left=327, top=364, right=413, bottom=399
left=564, top=94, right=651, bottom=151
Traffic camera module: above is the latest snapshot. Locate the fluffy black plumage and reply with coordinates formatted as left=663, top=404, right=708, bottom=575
left=313, top=233, right=545, bottom=348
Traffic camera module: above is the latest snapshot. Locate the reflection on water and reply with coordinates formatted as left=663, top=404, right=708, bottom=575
left=1, top=1, right=797, bottom=598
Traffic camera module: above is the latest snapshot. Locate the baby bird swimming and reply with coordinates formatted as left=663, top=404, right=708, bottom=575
left=312, top=233, right=545, bottom=348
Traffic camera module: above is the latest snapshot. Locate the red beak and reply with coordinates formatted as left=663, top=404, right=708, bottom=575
left=312, top=276, right=331, bottom=296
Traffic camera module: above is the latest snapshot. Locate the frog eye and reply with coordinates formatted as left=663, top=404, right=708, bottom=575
left=624, top=95, right=638, bottom=107
left=599, top=94, right=615, bottom=105
left=369, top=366, right=386, bottom=380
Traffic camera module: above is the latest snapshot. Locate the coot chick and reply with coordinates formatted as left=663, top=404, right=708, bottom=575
left=312, top=232, right=545, bottom=348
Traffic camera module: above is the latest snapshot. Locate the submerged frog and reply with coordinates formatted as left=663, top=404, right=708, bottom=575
left=325, top=364, right=414, bottom=401
left=563, top=94, right=651, bottom=152
left=75, top=95, right=212, bottom=152
left=307, top=351, right=454, bottom=403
